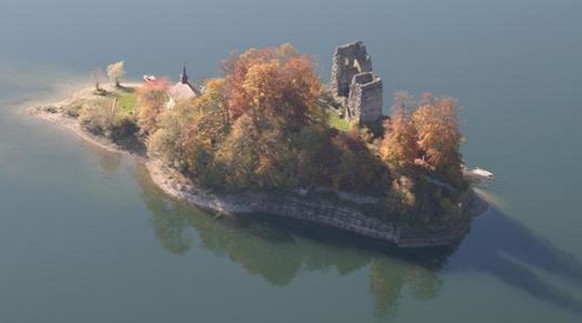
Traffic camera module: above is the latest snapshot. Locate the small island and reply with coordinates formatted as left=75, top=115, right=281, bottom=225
left=29, top=41, right=489, bottom=248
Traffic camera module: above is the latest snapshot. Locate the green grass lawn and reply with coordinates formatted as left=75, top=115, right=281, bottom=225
left=114, top=91, right=137, bottom=116
left=327, top=112, right=350, bottom=132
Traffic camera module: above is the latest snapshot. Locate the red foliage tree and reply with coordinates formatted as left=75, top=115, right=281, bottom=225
left=380, top=92, right=420, bottom=172
left=412, top=94, right=463, bottom=180
left=221, top=44, right=321, bottom=131
left=137, top=78, right=170, bottom=135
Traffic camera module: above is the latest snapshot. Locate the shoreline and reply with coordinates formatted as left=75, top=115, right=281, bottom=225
left=24, top=84, right=251, bottom=214
left=26, top=84, right=489, bottom=248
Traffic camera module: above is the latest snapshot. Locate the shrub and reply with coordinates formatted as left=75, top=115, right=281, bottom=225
left=92, top=88, right=108, bottom=96
left=42, top=105, right=61, bottom=114
left=110, top=115, right=138, bottom=142
left=65, top=103, right=83, bottom=118
left=78, top=100, right=111, bottom=135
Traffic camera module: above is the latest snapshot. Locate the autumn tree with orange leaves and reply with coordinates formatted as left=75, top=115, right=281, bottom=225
left=222, top=43, right=322, bottom=131
left=412, top=93, right=463, bottom=183
left=137, top=78, right=170, bottom=135
left=210, top=44, right=325, bottom=190
left=380, top=92, right=420, bottom=173
left=139, top=44, right=466, bottom=203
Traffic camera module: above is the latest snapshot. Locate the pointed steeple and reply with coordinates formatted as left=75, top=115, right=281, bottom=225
left=180, top=64, right=188, bottom=84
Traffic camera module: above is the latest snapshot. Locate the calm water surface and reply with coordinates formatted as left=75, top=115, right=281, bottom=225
left=1, top=0, right=582, bottom=322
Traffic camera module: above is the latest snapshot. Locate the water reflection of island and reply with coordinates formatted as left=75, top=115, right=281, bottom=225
left=135, top=165, right=582, bottom=319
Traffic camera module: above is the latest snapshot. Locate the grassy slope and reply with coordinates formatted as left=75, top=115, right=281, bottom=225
left=326, top=112, right=350, bottom=132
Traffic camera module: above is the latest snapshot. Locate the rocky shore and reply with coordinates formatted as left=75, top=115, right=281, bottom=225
left=27, top=84, right=488, bottom=248
left=149, top=166, right=487, bottom=247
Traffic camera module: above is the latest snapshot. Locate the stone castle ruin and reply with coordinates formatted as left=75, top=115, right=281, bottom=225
left=330, top=41, right=383, bottom=123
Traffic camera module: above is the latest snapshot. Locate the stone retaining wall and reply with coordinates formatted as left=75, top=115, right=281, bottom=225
left=160, top=173, right=476, bottom=248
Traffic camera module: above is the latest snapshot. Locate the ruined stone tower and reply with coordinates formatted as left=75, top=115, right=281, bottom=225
left=330, top=41, right=383, bottom=123
left=346, top=72, right=383, bottom=122
left=330, top=41, right=372, bottom=98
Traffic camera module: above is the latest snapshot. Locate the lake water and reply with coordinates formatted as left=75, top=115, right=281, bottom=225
left=1, top=0, right=582, bottom=322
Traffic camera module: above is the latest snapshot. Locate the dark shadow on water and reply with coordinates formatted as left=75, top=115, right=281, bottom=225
left=447, top=207, right=582, bottom=316
left=135, top=165, right=582, bottom=319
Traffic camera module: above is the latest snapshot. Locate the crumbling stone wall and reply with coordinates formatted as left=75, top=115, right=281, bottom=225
left=330, top=41, right=372, bottom=98
left=347, top=72, right=383, bottom=123
left=330, top=41, right=383, bottom=123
